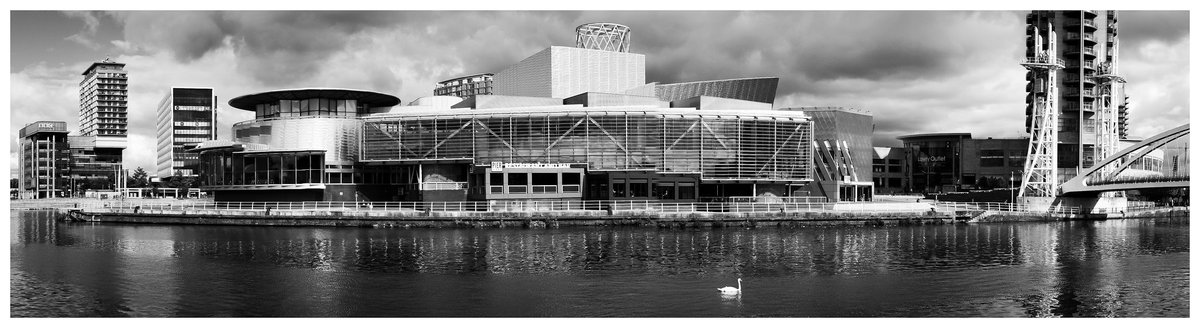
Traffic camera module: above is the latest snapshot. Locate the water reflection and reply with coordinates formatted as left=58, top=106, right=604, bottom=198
left=11, top=210, right=1188, bottom=317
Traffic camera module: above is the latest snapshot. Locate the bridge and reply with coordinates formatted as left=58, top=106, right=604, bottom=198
left=1060, top=124, right=1189, bottom=195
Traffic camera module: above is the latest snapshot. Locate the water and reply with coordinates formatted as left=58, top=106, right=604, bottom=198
left=9, top=210, right=1189, bottom=317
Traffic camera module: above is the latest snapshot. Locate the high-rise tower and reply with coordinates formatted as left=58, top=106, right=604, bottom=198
left=79, top=58, right=128, bottom=189
left=80, top=58, right=129, bottom=139
left=1024, top=11, right=1125, bottom=184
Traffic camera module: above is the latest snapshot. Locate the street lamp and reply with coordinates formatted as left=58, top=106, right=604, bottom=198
left=1010, top=170, right=1016, bottom=203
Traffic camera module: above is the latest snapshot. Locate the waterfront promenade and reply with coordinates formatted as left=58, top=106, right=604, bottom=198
left=15, top=196, right=1184, bottom=228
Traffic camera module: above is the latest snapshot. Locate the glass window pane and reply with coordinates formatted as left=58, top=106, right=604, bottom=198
left=562, top=173, right=580, bottom=185
left=654, top=182, right=675, bottom=200
left=299, top=99, right=309, bottom=115
left=490, top=173, right=503, bottom=185
left=508, top=173, right=528, bottom=185
left=269, top=155, right=281, bottom=184
left=630, top=179, right=648, bottom=198
left=532, top=173, right=556, bottom=185
left=612, top=179, right=627, bottom=198
left=677, top=183, right=695, bottom=200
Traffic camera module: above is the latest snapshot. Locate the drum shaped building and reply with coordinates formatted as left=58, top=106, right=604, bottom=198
left=194, top=23, right=833, bottom=202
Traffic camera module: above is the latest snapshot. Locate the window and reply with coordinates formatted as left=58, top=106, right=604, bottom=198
left=612, top=179, right=627, bottom=198
left=630, top=179, right=649, bottom=198
left=677, top=182, right=695, bottom=200
left=532, top=173, right=557, bottom=185
left=532, top=173, right=557, bottom=193
left=980, top=150, right=1005, bottom=167
left=508, top=173, right=528, bottom=193
left=654, top=182, right=675, bottom=200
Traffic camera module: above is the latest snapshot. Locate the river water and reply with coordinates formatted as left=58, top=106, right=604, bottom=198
left=9, top=210, right=1189, bottom=317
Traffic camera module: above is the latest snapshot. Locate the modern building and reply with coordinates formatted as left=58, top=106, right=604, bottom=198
left=898, top=133, right=1028, bottom=193
left=961, top=137, right=1028, bottom=190
left=1024, top=11, right=1125, bottom=183
left=67, top=136, right=124, bottom=193
left=193, top=23, right=832, bottom=203
left=789, top=108, right=874, bottom=201
left=872, top=147, right=905, bottom=194
left=434, top=73, right=494, bottom=98
left=78, top=58, right=127, bottom=186
left=18, top=121, right=71, bottom=198
left=155, top=87, right=216, bottom=179
left=192, top=89, right=402, bottom=201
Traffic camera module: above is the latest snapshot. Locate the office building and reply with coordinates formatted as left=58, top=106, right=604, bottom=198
left=18, top=121, right=71, bottom=199
left=1024, top=11, right=1125, bottom=182
left=155, top=87, right=215, bottom=178
left=67, top=136, right=124, bottom=193
left=872, top=147, right=906, bottom=194
left=898, top=133, right=1028, bottom=193
left=434, top=73, right=494, bottom=98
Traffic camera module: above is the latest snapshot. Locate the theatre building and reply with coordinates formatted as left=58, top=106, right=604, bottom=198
left=192, top=23, right=841, bottom=203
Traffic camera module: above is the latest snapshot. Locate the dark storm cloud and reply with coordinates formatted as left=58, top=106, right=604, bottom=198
left=1117, top=11, right=1188, bottom=49
left=112, top=11, right=401, bottom=85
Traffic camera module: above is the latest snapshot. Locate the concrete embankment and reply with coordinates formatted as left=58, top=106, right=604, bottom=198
left=60, top=208, right=956, bottom=228
left=968, top=207, right=1189, bottom=223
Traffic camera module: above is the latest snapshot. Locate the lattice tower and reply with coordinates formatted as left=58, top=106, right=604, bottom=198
left=1019, top=25, right=1065, bottom=198
left=575, top=23, right=631, bottom=52
left=1093, top=42, right=1125, bottom=180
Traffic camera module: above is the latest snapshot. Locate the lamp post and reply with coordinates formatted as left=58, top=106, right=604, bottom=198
left=1010, top=170, right=1016, bottom=203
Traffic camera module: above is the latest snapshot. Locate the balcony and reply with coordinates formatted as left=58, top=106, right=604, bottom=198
left=1083, top=33, right=1096, bottom=44
left=1021, top=56, right=1065, bottom=69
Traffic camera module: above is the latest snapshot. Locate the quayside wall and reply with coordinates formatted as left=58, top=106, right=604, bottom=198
left=62, top=208, right=956, bottom=228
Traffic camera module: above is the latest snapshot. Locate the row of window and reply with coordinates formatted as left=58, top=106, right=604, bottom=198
left=175, top=105, right=212, bottom=112
left=175, top=121, right=212, bottom=127
left=174, top=137, right=209, bottom=143
left=199, top=152, right=328, bottom=186
left=254, top=98, right=367, bottom=119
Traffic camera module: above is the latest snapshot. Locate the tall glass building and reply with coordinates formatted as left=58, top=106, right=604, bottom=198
left=155, top=87, right=215, bottom=178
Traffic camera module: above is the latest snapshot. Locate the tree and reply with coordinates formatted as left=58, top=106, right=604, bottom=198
left=128, top=167, right=149, bottom=188
left=167, top=171, right=198, bottom=198
left=10, top=178, right=17, bottom=189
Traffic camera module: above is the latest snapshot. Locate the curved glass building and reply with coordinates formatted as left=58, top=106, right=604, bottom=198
left=194, top=89, right=401, bottom=201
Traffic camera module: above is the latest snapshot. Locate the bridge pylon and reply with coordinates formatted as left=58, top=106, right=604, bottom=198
left=1019, top=24, right=1065, bottom=198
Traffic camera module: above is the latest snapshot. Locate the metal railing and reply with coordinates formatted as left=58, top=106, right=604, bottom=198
left=83, top=200, right=1094, bottom=216
left=933, top=201, right=1081, bottom=215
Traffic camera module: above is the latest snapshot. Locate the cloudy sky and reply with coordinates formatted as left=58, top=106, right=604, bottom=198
left=7, top=10, right=1190, bottom=177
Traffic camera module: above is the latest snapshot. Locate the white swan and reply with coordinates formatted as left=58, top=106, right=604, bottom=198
left=717, top=278, right=742, bottom=295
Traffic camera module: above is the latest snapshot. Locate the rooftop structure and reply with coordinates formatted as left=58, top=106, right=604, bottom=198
left=434, top=73, right=494, bottom=98
left=576, top=23, right=632, bottom=52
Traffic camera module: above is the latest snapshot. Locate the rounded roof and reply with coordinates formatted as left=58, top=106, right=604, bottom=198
left=228, top=88, right=401, bottom=111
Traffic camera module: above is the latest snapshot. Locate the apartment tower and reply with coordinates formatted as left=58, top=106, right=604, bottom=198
left=78, top=58, right=128, bottom=188
left=1024, top=11, right=1126, bottom=183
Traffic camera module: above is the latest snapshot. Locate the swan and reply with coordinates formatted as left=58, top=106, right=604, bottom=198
left=717, top=278, right=742, bottom=295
